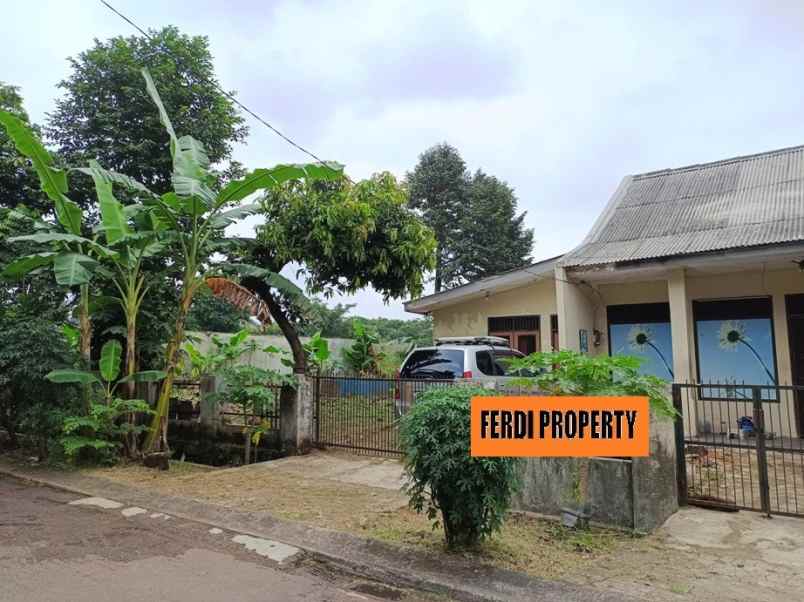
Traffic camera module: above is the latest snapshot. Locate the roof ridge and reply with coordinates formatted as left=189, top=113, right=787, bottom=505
left=633, top=143, right=804, bottom=180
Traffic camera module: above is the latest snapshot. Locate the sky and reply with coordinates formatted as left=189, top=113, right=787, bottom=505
left=4, top=1, right=804, bottom=319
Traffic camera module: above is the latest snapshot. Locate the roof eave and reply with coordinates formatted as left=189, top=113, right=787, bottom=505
left=405, top=256, right=562, bottom=314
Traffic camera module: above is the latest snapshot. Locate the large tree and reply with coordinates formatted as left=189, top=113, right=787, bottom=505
left=456, top=170, right=533, bottom=281
left=406, top=143, right=468, bottom=292
left=0, top=83, right=42, bottom=212
left=46, top=26, right=248, bottom=206
left=408, top=144, right=534, bottom=289
left=246, top=174, right=436, bottom=373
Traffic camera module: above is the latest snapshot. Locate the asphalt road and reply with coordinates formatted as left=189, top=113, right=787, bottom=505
left=0, top=475, right=425, bottom=602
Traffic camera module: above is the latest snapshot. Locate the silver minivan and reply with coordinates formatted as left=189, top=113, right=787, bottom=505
left=395, top=336, right=528, bottom=412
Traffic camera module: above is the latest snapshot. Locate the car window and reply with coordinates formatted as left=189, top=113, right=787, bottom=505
left=401, top=349, right=464, bottom=379
left=475, top=351, right=494, bottom=375
left=492, top=349, right=529, bottom=376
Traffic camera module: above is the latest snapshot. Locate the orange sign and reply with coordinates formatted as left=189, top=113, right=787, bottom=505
left=470, top=396, right=649, bottom=457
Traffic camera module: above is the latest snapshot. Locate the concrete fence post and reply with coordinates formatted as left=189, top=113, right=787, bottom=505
left=199, top=375, right=222, bottom=429
left=280, top=374, right=314, bottom=455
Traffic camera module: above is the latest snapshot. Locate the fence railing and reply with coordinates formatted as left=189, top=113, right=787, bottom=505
left=673, top=382, right=804, bottom=517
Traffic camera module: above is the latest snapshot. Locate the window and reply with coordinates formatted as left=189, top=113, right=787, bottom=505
left=475, top=351, right=495, bottom=375
left=693, top=298, right=777, bottom=398
left=488, top=315, right=540, bottom=355
left=401, top=349, right=464, bottom=379
left=492, top=349, right=528, bottom=376
left=607, top=303, right=674, bottom=379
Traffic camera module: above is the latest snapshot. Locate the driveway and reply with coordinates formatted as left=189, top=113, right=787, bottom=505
left=0, top=474, right=426, bottom=602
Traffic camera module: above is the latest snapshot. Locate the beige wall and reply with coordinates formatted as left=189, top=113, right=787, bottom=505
left=555, top=266, right=597, bottom=351
left=431, top=278, right=557, bottom=351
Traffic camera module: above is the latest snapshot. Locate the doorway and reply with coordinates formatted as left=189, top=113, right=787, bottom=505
left=786, top=294, right=804, bottom=435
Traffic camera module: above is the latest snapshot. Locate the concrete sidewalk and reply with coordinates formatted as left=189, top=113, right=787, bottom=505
left=0, top=458, right=628, bottom=602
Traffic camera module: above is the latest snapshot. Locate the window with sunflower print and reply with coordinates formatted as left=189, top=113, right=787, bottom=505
left=607, top=303, right=674, bottom=380
left=693, top=298, right=778, bottom=399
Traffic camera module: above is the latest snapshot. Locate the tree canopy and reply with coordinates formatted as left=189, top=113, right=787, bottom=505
left=406, top=143, right=468, bottom=292
left=248, top=173, right=436, bottom=371
left=458, top=170, right=534, bottom=281
left=407, top=144, right=534, bottom=290
left=0, top=83, right=41, bottom=212
left=46, top=26, right=248, bottom=206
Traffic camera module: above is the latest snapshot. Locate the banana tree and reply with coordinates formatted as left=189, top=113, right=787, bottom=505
left=47, top=339, right=165, bottom=461
left=137, top=68, right=343, bottom=454
left=0, top=111, right=114, bottom=403
left=77, top=161, right=166, bottom=395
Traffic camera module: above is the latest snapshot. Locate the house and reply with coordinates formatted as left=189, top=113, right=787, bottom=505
left=406, top=144, right=804, bottom=435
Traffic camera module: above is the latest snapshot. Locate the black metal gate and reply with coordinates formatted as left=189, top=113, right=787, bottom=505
left=674, top=383, right=804, bottom=517
left=312, top=374, right=455, bottom=456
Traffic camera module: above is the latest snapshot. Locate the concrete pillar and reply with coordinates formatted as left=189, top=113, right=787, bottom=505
left=199, top=375, right=223, bottom=429
left=667, top=269, right=694, bottom=384
left=667, top=269, right=698, bottom=435
left=555, top=266, right=595, bottom=352
left=539, top=314, right=552, bottom=352
left=280, top=374, right=314, bottom=455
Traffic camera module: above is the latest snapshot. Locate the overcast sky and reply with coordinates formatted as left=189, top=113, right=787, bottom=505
left=4, top=1, right=804, bottom=319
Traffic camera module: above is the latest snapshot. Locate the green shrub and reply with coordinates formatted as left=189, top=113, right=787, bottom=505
left=0, top=316, right=80, bottom=454
left=400, top=386, right=521, bottom=548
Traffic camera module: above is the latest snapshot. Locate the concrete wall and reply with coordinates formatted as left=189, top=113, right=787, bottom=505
left=184, top=332, right=354, bottom=373
left=431, top=278, right=557, bottom=352
left=514, top=408, right=679, bottom=532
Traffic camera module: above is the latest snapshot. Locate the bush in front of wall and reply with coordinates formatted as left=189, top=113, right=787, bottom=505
left=400, top=385, right=521, bottom=548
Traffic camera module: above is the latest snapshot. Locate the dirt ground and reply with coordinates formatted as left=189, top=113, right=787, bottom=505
left=687, top=445, right=804, bottom=514
left=83, top=454, right=804, bottom=601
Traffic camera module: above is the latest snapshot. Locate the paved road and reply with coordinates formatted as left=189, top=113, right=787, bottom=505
left=0, top=475, right=426, bottom=602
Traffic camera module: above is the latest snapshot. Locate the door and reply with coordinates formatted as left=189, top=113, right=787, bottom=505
left=515, top=334, right=537, bottom=355
left=786, top=295, right=804, bottom=434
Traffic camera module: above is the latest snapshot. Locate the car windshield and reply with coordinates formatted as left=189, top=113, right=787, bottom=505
left=401, top=349, right=464, bottom=379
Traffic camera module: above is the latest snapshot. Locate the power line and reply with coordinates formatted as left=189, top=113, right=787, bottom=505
left=99, top=0, right=338, bottom=174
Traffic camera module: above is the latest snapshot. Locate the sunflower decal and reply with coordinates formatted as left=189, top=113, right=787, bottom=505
left=627, top=324, right=674, bottom=378
left=717, top=320, right=776, bottom=384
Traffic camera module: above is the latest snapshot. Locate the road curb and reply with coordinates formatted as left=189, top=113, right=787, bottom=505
left=0, top=461, right=628, bottom=602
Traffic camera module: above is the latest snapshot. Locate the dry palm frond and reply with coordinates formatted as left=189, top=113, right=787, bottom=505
left=205, top=277, right=271, bottom=325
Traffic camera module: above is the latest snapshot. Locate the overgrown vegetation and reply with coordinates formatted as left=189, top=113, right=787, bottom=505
left=0, top=25, right=436, bottom=470
left=47, top=339, right=162, bottom=463
left=400, top=386, right=522, bottom=548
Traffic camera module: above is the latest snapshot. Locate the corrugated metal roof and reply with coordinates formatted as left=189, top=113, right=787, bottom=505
left=561, top=144, right=804, bottom=267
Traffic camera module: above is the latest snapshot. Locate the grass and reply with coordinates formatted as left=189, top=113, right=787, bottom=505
left=316, top=397, right=402, bottom=452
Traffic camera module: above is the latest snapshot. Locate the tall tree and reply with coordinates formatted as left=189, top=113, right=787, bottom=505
left=0, top=83, right=42, bottom=212
left=456, top=170, right=533, bottom=281
left=46, top=26, right=248, bottom=206
left=406, top=143, right=468, bottom=292
left=245, top=174, right=436, bottom=373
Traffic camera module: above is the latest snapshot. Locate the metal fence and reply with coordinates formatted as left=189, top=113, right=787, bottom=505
left=674, top=382, right=804, bottom=517
left=313, top=374, right=457, bottom=455
left=220, top=384, right=282, bottom=430
left=166, top=378, right=281, bottom=432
